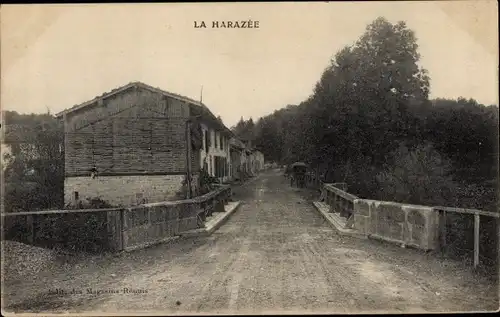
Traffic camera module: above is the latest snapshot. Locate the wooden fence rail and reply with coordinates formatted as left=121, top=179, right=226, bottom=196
left=321, top=183, right=358, bottom=229
left=433, top=206, right=499, bottom=269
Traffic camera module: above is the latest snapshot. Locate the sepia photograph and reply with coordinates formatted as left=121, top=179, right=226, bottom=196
left=1, top=1, right=499, bottom=315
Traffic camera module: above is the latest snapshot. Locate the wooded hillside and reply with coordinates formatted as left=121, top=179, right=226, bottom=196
left=232, top=17, right=499, bottom=211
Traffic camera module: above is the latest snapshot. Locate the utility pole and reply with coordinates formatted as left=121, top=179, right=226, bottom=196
left=186, top=84, right=204, bottom=199
left=186, top=119, right=192, bottom=199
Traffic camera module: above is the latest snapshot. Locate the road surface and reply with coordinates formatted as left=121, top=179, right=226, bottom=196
left=3, top=170, right=498, bottom=314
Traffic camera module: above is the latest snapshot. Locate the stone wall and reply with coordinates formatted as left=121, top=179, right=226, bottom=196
left=117, top=185, right=231, bottom=251
left=353, top=199, right=439, bottom=250
left=4, top=186, right=232, bottom=253
left=64, top=174, right=186, bottom=206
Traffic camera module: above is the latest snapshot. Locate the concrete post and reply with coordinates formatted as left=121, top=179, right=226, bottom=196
left=439, top=209, right=447, bottom=252
left=474, top=213, right=480, bottom=268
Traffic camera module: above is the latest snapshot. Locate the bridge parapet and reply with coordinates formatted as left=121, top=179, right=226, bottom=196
left=2, top=186, right=232, bottom=253
left=352, top=199, right=439, bottom=251
left=321, top=183, right=358, bottom=228
left=318, top=183, right=499, bottom=270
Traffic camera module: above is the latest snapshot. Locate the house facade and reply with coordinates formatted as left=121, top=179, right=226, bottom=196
left=56, top=81, right=231, bottom=207
left=241, top=148, right=251, bottom=175
left=250, top=150, right=265, bottom=174
left=236, top=138, right=265, bottom=176
left=199, top=121, right=232, bottom=184
left=229, top=138, right=245, bottom=181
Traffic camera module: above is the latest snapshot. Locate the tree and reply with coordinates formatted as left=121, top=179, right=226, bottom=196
left=231, top=117, right=256, bottom=141
left=231, top=117, right=247, bottom=136
left=376, top=143, right=458, bottom=205
left=231, top=17, right=498, bottom=209
left=2, top=111, right=64, bottom=212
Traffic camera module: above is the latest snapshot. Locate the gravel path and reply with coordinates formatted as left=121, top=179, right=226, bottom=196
left=2, top=170, right=498, bottom=314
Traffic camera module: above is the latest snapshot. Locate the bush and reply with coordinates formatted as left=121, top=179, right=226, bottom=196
left=66, top=197, right=116, bottom=209
left=199, top=166, right=218, bottom=195
left=376, top=143, right=459, bottom=206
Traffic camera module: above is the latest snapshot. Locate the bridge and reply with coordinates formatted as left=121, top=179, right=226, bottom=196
left=2, top=169, right=498, bottom=314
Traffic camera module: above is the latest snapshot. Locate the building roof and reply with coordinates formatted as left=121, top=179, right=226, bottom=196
left=238, top=135, right=254, bottom=142
left=229, top=138, right=245, bottom=150
left=55, top=81, right=233, bottom=136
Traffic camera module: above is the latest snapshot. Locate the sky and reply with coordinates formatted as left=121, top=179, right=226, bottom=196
left=1, top=1, right=498, bottom=127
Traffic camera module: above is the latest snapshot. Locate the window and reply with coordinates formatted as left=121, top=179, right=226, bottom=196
left=74, top=191, right=79, bottom=201
left=217, top=156, right=221, bottom=177
left=202, top=130, right=205, bottom=151
left=221, top=136, right=224, bottom=150
left=212, top=156, right=229, bottom=178
left=213, top=156, right=226, bottom=178
left=208, top=130, right=211, bottom=151
left=222, top=157, right=225, bottom=177
left=204, top=130, right=209, bottom=153
left=214, top=131, right=218, bottom=149
left=224, top=157, right=227, bottom=176
left=214, top=157, right=218, bottom=177
left=209, top=156, right=213, bottom=176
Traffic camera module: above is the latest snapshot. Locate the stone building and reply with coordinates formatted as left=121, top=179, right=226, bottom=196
left=250, top=149, right=265, bottom=174
left=229, top=137, right=245, bottom=181
left=56, top=81, right=232, bottom=207
left=200, top=119, right=233, bottom=184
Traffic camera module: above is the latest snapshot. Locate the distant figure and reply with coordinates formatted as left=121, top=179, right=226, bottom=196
left=90, top=166, right=98, bottom=179
left=284, top=165, right=292, bottom=179
left=290, top=163, right=307, bottom=188
left=296, top=171, right=306, bottom=188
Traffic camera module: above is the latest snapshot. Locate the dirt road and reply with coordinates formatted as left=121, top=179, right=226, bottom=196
left=3, top=170, right=498, bottom=314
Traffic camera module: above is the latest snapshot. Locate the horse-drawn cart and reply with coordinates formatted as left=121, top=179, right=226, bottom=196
left=289, top=162, right=307, bottom=188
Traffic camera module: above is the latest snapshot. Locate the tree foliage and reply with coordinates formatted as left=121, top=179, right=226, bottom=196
left=231, top=117, right=256, bottom=141
left=236, top=17, right=498, bottom=210
left=376, top=143, right=458, bottom=206
left=2, top=111, right=64, bottom=212
left=2, top=17, right=498, bottom=212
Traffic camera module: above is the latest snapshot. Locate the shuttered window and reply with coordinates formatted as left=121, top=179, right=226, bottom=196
left=212, top=156, right=229, bottom=178
left=204, top=130, right=209, bottom=153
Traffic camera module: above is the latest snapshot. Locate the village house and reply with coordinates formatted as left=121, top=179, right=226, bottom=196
left=250, top=149, right=265, bottom=174
left=229, top=137, right=245, bottom=181
left=228, top=136, right=266, bottom=179
left=238, top=137, right=252, bottom=175
left=56, top=81, right=232, bottom=207
left=200, top=116, right=233, bottom=184
left=237, top=138, right=265, bottom=176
